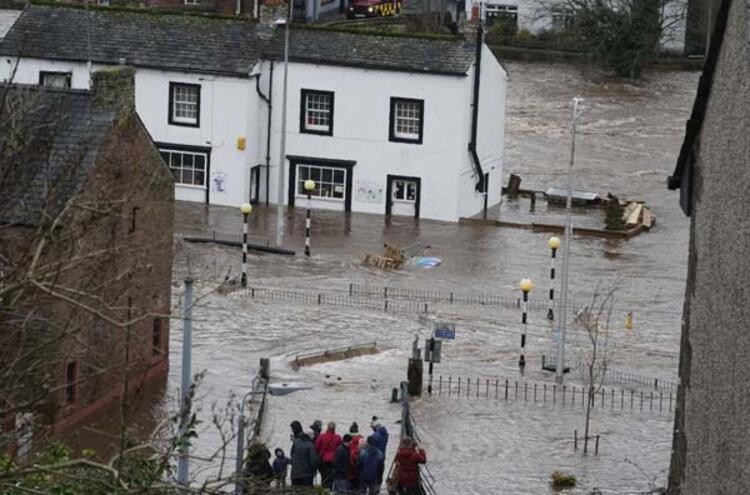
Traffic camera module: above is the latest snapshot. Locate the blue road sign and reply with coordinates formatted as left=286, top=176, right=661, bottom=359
left=434, top=322, right=456, bottom=340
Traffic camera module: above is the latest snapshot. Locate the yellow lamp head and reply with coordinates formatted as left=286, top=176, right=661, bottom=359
left=240, top=203, right=253, bottom=215
left=304, top=180, right=316, bottom=192
left=548, top=236, right=561, bottom=250
left=519, top=278, right=533, bottom=293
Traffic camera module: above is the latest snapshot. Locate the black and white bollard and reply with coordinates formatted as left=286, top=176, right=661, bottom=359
left=547, top=236, right=560, bottom=320
left=239, top=203, right=252, bottom=287
left=303, top=179, right=315, bottom=257
left=519, top=278, right=533, bottom=370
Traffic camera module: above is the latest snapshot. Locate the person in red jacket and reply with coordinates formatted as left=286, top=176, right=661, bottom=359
left=395, top=437, right=426, bottom=495
left=314, top=421, right=341, bottom=489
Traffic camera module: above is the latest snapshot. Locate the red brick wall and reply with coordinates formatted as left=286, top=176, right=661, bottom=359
left=0, top=112, right=174, bottom=433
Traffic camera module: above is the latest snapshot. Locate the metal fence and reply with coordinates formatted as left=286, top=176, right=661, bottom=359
left=348, top=283, right=587, bottom=313
left=544, top=357, right=679, bottom=393
left=433, top=375, right=675, bottom=415
left=235, top=286, right=439, bottom=315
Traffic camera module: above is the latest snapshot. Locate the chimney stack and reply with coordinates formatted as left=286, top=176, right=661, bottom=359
left=91, top=65, right=136, bottom=116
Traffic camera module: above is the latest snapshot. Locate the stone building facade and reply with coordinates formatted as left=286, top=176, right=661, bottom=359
left=666, top=0, right=750, bottom=491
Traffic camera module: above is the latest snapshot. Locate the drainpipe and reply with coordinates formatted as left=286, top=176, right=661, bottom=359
left=468, top=23, right=485, bottom=195
left=255, top=61, right=274, bottom=207
left=235, top=0, right=241, bottom=15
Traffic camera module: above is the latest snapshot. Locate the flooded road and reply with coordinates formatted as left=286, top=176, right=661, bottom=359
left=80, top=62, right=699, bottom=493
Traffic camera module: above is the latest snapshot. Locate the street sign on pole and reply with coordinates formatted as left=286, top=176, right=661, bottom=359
left=434, top=321, right=456, bottom=340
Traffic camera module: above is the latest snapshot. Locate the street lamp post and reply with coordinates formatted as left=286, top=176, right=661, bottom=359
left=519, top=278, right=533, bottom=370
left=274, top=6, right=291, bottom=248
left=547, top=236, right=560, bottom=320
left=555, top=96, right=583, bottom=384
left=240, top=203, right=252, bottom=287
left=303, top=180, right=315, bottom=257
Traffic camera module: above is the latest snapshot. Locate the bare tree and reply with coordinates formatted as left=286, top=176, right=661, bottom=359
left=575, top=285, right=616, bottom=455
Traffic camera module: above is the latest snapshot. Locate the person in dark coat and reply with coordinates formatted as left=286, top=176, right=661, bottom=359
left=358, top=435, right=385, bottom=495
left=332, top=434, right=352, bottom=494
left=272, top=447, right=290, bottom=487
left=290, top=420, right=318, bottom=487
left=370, top=416, right=389, bottom=454
left=348, top=422, right=364, bottom=490
left=395, top=437, right=426, bottom=495
left=241, top=442, right=274, bottom=494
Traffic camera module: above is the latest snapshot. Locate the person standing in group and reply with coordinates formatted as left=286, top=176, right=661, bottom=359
left=358, top=435, right=385, bottom=495
left=271, top=447, right=290, bottom=488
left=315, top=421, right=342, bottom=489
left=348, top=422, right=363, bottom=491
left=394, top=437, right=427, bottom=495
left=310, top=419, right=323, bottom=441
left=289, top=420, right=318, bottom=487
left=332, top=434, right=352, bottom=494
left=370, top=416, right=389, bottom=454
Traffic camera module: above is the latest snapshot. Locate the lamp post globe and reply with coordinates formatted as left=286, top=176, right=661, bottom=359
left=240, top=203, right=253, bottom=215
left=520, top=278, right=533, bottom=294
left=304, top=179, right=316, bottom=193
left=548, top=236, right=561, bottom=250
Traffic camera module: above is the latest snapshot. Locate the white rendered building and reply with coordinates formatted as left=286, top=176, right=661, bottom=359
left=0, top=4, right=507, bottom=222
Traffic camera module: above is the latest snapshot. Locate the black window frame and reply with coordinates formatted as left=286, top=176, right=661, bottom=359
left=156, top=142, right=212, bottom=204
left=287, top=155, right=356, bottom=212
left=299, top=89, right=335, bottom=136
left=168, top=82, right=201, bottom=128
left=39, top=71, right=72, bottom=89
left=389, top=97, right=424, bottom=145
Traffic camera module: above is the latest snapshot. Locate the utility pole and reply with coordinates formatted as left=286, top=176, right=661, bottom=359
left=275, top=0, right=291, bottom=247
left=178, top=278, right=193, bottom=488
left=555, top=97, right=583, bottom=384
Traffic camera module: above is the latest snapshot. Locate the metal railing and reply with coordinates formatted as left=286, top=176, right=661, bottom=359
left=434, top=375, right=675, bottom=415
left=348, top=283, right=587, bottom=313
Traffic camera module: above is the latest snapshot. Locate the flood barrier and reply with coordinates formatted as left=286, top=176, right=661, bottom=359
left=291, top=342, right=378, bottom=369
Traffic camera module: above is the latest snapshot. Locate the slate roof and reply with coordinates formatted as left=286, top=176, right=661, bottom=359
left=0, top=85, right=115, bottom=225
left=0, top=4, right=263, bottom=76
left=0, top=3, right=476, bottom=76
left=279, top=28, right=475, bottom=76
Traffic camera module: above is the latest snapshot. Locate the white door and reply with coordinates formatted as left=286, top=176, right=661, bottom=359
left=391, top=179, right=418, bottom=217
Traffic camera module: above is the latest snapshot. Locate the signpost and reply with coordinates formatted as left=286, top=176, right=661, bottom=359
left=425, top=321, right=455, bottom=395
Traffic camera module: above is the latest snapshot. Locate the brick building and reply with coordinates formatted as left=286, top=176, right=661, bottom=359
left=0, top=66, right=174, bottom=444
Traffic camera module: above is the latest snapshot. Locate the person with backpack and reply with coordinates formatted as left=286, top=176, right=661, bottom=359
left=332, top=434, right=352, bottom=494
left=358, top=435, right=385, bottom=495
left=394, top=437, right=426, bottom=495
left=289, top=420, right=318, bottom=487
left=314, top=421, right=341, bottom=489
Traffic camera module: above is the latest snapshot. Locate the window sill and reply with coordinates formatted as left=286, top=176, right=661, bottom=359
left=176, top=183, right=207, bottom=190
left=300, top=127, right=333, bottom=136
left=389, top=136, right=423, bottom=145
left=168, top=119, right=200, bottom=128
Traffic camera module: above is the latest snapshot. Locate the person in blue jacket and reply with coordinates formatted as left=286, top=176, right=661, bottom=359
left=370, top=416, right=389, bottom=454
left=358, top=435, right=385, bottom=495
